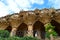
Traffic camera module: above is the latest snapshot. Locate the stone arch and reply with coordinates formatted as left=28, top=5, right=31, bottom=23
left=5, top=25, right=12, bottom=33
left=51, top=20, right=60, bottom=36
left=16, top=23, right=28, bottom=37
left=33, top=21, right=45, bottom=39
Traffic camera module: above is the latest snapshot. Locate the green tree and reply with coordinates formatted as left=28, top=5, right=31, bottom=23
left=44, top=23, right=58, bottom=39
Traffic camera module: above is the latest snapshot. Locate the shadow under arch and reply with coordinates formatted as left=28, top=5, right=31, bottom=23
left=51, top=20, right=60, bottom=36
left=33, top=21, right=45, bottom=39
left=16, top=23, right=28, bottom=37
left=5, top=25, right=12, bottom=33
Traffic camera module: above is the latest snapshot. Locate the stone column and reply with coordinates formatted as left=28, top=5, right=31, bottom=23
left=24, top=30, right=27, bottom=37
left=50, top=34, right=54, bottom=40
left=27, top=24, right=33, bottom=37
left=10, top=27, right=17, bottom=37
left=37, top=30, right=41, bottom=39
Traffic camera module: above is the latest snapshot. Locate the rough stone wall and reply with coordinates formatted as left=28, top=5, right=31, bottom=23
left=0, top=8, right=60, bottom=38
left=0, top=8, right=60, bottom=30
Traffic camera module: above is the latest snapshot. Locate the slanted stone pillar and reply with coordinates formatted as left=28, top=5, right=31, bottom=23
left=10, top=27, right=17, bottom=37
left=37, top=30, right=41, bottom=39
left=27, top=24, right=33, bottom=37
left=24, top=30, right=27, bottom=37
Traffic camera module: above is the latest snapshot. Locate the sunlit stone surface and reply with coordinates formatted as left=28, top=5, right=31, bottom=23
left=0, top=8, right=60, bottom=40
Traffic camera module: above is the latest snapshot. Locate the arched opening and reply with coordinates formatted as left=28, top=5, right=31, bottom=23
left=33, top=21, right=45, bottom=39
left=16, top=23, right=28, bottom=37
left=5, top=26, right=12, bottom=33
left=51, top=20, right=60, bottom=36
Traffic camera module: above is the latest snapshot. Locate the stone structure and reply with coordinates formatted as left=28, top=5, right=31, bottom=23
left=0, top=8, right=60, bottom=39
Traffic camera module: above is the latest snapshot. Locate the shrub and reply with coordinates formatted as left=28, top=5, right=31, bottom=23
left=22, top=36, right=40, bottom=40
left=0, top=30, right=39, bottom=40
left=0, top=36, right=39, bottom=40
left=0, top=30, right=10, bottom=38
left=0, top=37, right=5, bottom=40
left=7, top=36, right=22, bottom=40
left=45, top=23, right=58, bottom=38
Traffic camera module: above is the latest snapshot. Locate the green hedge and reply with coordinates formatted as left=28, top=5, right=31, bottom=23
left=7, top=37, right=22, bottom=40
left=22, top=36, right=39, bottom=40
left=0, top=36, right=40, bottom=40
left=0, top=30, right=39, bottom=40
left=0, top=30, right=10, bottom=38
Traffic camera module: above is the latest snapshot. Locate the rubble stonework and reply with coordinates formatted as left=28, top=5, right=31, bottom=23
left=0, top=8, right=60, bottom=39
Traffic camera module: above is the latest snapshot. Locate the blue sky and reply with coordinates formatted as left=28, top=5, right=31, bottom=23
left=0, top=0, right=60, bottom=17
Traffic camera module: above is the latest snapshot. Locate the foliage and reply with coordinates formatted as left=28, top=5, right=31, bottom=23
left=0, top=30, right=10, bottom=38
left=0, top=36, right=39, bottom=40
left=0, top=30, right=39, bottom=40
left=7, top=36, right=22, bottom=40
left=22, top=36, right=39, bottom=40
left=45, top=23, right=58, bottom=38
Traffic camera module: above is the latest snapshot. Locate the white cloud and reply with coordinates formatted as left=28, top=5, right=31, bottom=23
left=6, top=0, right=20, bottom=13
left=0, top=2, right=9, bottom=17
left=0, top=0, right=44, bottom=17
left=30, top=0, right=44, bottom=5
left=15, top=0, right=31, bottom=8
left=14, top=0, right=44, bottom=10
left=49, top=0, right=60, bottom=9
